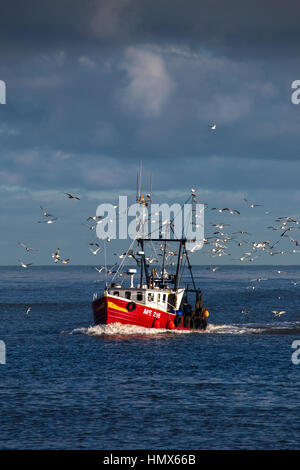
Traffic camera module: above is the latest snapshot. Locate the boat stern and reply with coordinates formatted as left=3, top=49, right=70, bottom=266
left=92, top=295, right=107, bottom=324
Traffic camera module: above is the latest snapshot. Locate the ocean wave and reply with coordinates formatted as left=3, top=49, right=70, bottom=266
left=206, top=322, right=300, bottom=335
left=65, top=321, right=300, bottom=337
left=68, top=323, right=195, bottom=337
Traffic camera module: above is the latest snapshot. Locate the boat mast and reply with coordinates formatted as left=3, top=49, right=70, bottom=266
left=161, top=240, right=167, bottom=284
left=136, top=169, right=152, bottom=288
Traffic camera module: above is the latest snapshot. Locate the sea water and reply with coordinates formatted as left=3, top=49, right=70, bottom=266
left=0, top=265, right=299, bottom=449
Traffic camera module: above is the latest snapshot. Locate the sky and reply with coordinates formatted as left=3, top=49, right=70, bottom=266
left=1, top=0, right=300, bottom=265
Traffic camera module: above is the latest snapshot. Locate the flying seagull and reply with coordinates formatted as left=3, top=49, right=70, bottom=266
left=37, top=217, right=58, bottom=224
left=244, top=198, right=262, bottom=208
left=87, top=215, right=104, bottom=222
left=208, top=124, right=217, bottom=130
left=65, top=193, right=80, bottom=200
left=40, top=206, right=54, bottom=217
left=18, top=242, right=37, bottom=252
left=271, top=310, right=286, bottom=317
left=52, top=248, right=60, bottom=264
left=211, top=207, right=240, bottom=214
left=89, top=247, right=101, bottom=255
left=19, top=260, right=33, bottom=268
left=25, top=306, right=31, bottom=316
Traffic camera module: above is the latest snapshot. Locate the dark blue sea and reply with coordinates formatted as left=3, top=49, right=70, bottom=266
left=0, top=265, right=299, bottom=450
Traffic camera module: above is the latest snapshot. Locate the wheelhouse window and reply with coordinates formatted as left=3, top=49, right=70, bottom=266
left=148, top=293, right=154, bottom=302
left=113, top=291, right=119, bottom=296
left=125, top=291, right=131, bottom=299
left=137, top=292, right=143, bottom=301
left=157, top=293, right=161, bottom=302
left=162, top=294, right=166, bottom=302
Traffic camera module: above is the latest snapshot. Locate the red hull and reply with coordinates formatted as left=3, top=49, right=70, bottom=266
left=92, top=294, right=207, bottom=331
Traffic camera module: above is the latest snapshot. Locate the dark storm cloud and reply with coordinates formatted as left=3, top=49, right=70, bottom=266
left=1, top=1, right=300, bottom=264
left=1, top=0, right=300, bottom=56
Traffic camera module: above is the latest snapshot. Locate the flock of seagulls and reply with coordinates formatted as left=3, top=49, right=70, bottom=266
left=19, top=192, right=81, bottom=269
left=198, top=190, right=300, bottom=320
left=21, top=125, right=297, bottom=320
left=18, top=185, right=298, bottom=321
left=20, top=191, right=117, bottom=317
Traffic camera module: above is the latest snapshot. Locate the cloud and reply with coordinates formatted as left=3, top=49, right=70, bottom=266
left=119, top=46, right=176, bottom=116
left=78, top=56, right=96, bottom=69
left=0, top=2, right=300, bottom=264
left=91, top=0, right=137, bottom=39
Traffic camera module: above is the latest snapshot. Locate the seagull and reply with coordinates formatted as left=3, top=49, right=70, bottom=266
left=40, top=206, right=54, bottom=217
left=25, top=306, right=31, bottom=316
left=114, top=251, right=134, bottom=259
left=89, top=243, right=100, bottom=247
left=291, top=281, right=300, bottom=286
left=208, top=124, right=217, bottom=130
left=18, top=242, right=37, bottom=252
left=211, top=223, right=230, bottom=229
left=87, top=216, right=104, bottom=222
left=289, top=238, right=300, bottom=246
left=276, top=216, right=298, bottom=224
left=89, top=247, right=101, bottom=255
left=244, top=198, right=262, bottom=208
left=271, top=310, right=286, bottom=317
left=281, top=227, right=294, bottom=237
left=145, top=257, right=158, bottom=264
left=65, top=193, right=80, bottom=200
left=52, top=248, right=60, bottom=263
left=240, top=309, right=251, bottom=314
left=37, top=217, right=58, bottom=224
left=19, top=260, right=33, bottom=268
left=94, top=266, right=106, bottom=273
left=232, top=255, right=251, bottom=262
left=211, top=207, right=240, bottom=214
left=232, top=240, right=249, bottom=247
left=274, top=270, right=286, bottom=274
left=207, top=266, right=220, bottom=272
left=61, top=258, right=71, bottom=264
left=233, top=231, right=252, bottom=235
left=95, top=263, right=118, bottom=275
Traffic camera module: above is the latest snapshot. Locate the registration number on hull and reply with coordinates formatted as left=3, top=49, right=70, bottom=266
left=143, top=308, right=161, bottom=319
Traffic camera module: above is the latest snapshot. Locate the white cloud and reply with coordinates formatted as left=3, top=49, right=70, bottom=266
left=120, top=46, right=176, bottom=116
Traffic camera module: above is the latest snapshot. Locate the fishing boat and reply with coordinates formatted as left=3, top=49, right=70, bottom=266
left=92, top=174, right=210, bottom=331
